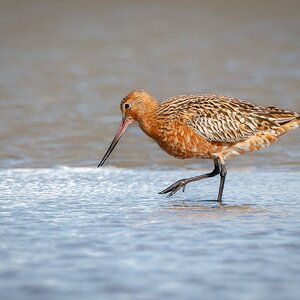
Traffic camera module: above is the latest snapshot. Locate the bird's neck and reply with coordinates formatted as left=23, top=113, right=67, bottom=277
left=136, top=101, right=159, bottom=138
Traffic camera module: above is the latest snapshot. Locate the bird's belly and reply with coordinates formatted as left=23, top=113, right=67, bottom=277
left=218, top=122, right=300, bottom=159
left=153, top=123, right=222, bottom=159
left=218, top=131, right=281, bottom=159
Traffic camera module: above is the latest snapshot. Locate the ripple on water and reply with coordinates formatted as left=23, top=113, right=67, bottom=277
left=0, top=167, right=300, bottom=300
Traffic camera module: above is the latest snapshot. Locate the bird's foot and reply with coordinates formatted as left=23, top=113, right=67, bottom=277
left=158, top=179, right=188, bottom=197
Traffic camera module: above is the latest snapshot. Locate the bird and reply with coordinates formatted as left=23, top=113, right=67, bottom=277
left=98, top=90, right=300, bottom=203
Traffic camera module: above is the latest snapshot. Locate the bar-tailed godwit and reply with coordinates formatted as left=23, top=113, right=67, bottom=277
left=99, top=90, right=300, bottom=203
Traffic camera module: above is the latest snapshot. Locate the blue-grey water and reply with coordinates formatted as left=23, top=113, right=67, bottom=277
left=1, top=167, right=300, bottom=300
left=1, top=1, right=300, bottom=299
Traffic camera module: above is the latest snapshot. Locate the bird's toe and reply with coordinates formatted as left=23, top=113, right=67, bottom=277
left=159, top=180, right=187, bottom=197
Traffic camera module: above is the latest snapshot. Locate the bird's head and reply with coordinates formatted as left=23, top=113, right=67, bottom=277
left=120, top=90, right=156, bottom=123
left=98, top=90, right=157, bottom=167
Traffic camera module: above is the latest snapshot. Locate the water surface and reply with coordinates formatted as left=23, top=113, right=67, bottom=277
left=1, top=167, right=300, bottom=300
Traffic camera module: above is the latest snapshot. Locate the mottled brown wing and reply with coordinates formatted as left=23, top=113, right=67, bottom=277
left=186, top=105, right=260, bottom=142
left=169, top=94, right=298, bottom=143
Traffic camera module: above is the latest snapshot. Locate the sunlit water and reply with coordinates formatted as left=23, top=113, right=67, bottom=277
left=1, top=1, right=300, bottom=299
left=1, top=167, right=300, bottom=300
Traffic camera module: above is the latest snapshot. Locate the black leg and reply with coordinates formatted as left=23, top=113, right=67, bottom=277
left=217, top=162, right=227, bottom=203
left=159, top=158, right=221, bottom=197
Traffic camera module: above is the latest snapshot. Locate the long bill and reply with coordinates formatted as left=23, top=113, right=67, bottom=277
left=98, top=118, right=129, bottom=167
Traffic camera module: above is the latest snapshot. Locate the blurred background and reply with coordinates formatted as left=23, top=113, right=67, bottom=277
left=0, top=0, right=300, bottom=169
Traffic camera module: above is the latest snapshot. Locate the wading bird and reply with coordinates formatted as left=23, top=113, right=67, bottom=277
left=98, top=90, right=299, bottom=203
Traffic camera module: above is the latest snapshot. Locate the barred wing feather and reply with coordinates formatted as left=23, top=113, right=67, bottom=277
left=179, top=95, right=298, bottom=143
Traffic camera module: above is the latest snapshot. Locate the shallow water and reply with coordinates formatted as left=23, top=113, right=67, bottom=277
left=1, top=167, right=300, bottom=300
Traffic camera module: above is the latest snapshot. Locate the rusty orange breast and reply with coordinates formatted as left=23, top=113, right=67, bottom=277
left=148, top=120, right=222, bottom=159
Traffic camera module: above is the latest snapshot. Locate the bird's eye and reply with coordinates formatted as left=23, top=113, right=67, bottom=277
left=124, top=103, right=131, bottom=110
